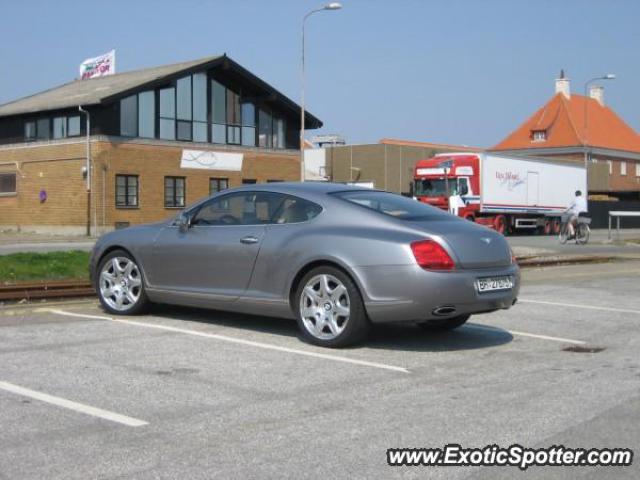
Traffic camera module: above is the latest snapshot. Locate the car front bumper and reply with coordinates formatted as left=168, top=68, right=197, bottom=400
left=351, top=263, right=520, bottom=324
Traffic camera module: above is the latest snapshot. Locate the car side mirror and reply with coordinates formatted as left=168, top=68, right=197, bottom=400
left=177, top=213, right=191, bottom=233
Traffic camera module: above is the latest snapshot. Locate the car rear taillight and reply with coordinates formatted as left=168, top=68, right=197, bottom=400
left=410, top=240, right=455, bottom=270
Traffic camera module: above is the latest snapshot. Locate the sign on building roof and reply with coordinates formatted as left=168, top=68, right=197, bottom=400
left=79, top=50, right=116, bottom=80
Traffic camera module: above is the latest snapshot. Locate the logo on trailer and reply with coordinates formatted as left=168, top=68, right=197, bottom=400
left=495, top=171, right=525, bottom=190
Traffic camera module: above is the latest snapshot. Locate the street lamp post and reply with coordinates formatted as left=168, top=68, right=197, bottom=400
left=300, top=2, right=342, bottom=181
left=583, top=74, right=615, bottom=181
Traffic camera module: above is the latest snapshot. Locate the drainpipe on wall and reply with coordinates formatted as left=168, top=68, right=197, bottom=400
left=78, top=106, right=91, bottom=237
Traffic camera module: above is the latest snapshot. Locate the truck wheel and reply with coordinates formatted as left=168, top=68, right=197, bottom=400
left=543, top=219, right=552, bottom=235
left=464, top=214, right=475, bottom=222
left=552, top=219, right=561, bottom=235
left=494, top=215, right=508, bottom=236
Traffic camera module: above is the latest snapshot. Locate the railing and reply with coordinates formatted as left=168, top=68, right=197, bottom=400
left=608, top=211, right=640, bottom=239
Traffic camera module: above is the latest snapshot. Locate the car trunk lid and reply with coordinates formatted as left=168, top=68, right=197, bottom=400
left=406, top=219, right=512, bottom=269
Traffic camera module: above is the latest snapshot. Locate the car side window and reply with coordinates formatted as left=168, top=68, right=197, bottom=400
left=191, top=192, right=286, bottom=226
left=272, top=197, right=322, bottom=224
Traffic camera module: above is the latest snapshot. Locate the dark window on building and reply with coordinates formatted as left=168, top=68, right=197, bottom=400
left=193, top=123, right=207, bottom=143
left=43, top=115, right=82, bottom=140
left=36, top=118, right=50, bottom=140
left=241, top=102, right=256, bottom=147
left=209, top=177, right=229, bottom=195
left=227, top=88, right=241, bottom=126
left=193, top=73, right=208, bottom=142
left=212, top=124, right=226, bottom=144
left=68, top=116, right=81, bottom=137
left=165, top=176, right=185, bottom=208
left=176, top=76, right=193, bottom=141
left=273, top=117, right=285, bottom=149
left=53, top=117, right=67, bottom=139
left=0, top=173, right=17, bottom=195
left=176, top=76, right=192, bottom=121
left=242, top=179, right=257, bottom=184
left=531, top=130, right=546, bottom=142
left=25, top=121, right=36, bottom=141
left=267, top=179, right=284, bottom=182
left=160, top=87, right=176, bottom=140
left=120, top=95, right=138, bottom=137
left=227, top=126, right=241, bottom=144
left=211, top=80, right=226, bottom=143
left=115, top=175, right=139, bottom=207
left=177, top=121, right=192, bottom=141
left=258, top=109, right=272, bottom=148
left=138, top=91, right=155, bottom=138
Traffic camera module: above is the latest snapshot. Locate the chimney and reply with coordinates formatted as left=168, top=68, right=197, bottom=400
left=589, top=85, right=604, bottom=106
left=555, top=69, right=570, bottom=98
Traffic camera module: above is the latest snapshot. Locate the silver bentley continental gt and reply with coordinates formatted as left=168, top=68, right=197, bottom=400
left=90, top=182, right=519, bottom=347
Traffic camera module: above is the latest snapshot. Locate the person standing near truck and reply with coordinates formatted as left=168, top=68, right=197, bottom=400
left=448, top=187, right=465, bottom=217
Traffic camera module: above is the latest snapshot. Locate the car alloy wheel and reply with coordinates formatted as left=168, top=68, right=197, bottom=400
left=99, top=256, right=143, bottom=312
left=299, top=274, right=351, bottom=341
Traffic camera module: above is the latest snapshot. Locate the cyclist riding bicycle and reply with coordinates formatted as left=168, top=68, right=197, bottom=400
left=565, top=190, right=588, bottom=237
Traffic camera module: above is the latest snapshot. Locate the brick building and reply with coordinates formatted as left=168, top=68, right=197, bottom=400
left=0, top=55, right=321, bottom=234
left=491, top=72, right=640, bottom=200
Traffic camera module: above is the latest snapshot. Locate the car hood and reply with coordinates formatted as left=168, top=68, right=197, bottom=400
left=405, top=218, right=512, bottom=269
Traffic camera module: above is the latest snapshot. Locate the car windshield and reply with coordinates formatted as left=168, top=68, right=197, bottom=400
left=414, top=179, right=458, bottom=196
left=332, top=190, right=451, bottom=221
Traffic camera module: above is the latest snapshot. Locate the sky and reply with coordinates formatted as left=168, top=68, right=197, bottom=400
left=1, top=0, right=639, bottom=148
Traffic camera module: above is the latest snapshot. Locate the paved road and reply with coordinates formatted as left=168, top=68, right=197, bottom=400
left=507, top=228, right=640, bottom=257
left=0, top=261, right=638, bottom=479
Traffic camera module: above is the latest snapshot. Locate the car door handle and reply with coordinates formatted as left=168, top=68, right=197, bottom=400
left=240, top=236, right=259, bottom=245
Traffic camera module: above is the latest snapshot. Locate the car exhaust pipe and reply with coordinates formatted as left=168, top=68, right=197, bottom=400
left=432, top=305, right=457, bottom=316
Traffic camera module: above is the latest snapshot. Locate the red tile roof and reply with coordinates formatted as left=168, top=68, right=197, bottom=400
left=492, top=93, right=640, bottom=154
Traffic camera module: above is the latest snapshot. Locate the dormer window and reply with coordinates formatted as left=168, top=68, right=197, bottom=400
left=531, top=130, right=547, bottom=142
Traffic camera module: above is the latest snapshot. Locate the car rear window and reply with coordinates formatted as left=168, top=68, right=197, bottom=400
left=332, top=190, right=452, bottom=221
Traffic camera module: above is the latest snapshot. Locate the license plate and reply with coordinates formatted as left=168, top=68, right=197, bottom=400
left=476, top=276, right=513, bottom=293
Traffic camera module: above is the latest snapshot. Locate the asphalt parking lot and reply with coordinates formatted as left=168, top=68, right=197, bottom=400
left=1, top=261, right=639, bottom=479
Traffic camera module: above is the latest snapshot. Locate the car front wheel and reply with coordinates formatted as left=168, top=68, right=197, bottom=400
left=96, top=249, right=150, bottom=315
left=295, top=266, right=370, bottom=347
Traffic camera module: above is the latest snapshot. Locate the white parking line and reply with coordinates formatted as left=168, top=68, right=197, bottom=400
left=519, top=299, right=640, bottom=315
left=466, top=324, right=586, bottom=345
left=43, top=309, right=410, bottom=374
left=0, top=381, right=148, bottom=427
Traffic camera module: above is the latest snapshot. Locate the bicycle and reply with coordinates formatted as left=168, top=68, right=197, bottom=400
left=559, top=213, right=591, bottom=245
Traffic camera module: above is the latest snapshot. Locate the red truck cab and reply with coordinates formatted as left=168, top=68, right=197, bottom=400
left=413, top=154, right=481, bottom=222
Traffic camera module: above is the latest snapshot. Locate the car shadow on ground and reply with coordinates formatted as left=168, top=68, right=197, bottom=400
left=365, top=322, right=513, bottom=352
left=147, top=304, right=513, bottom=353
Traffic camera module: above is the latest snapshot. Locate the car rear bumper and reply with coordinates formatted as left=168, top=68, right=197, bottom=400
left=351, top=263, right=520, bottom=324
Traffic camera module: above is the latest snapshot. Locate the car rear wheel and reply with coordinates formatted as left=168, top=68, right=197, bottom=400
left=417, top=314, right=470, bottom=331
left=96, top=249, right=150, bottom=315
left=295, top=266, right=370, bottom=347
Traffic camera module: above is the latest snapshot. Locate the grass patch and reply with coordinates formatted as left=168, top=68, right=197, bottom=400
left=0, top=250, right=90, bottom=283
